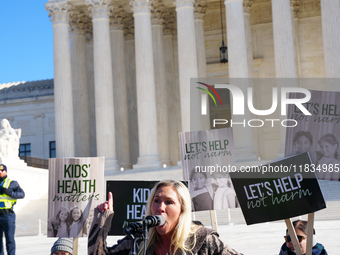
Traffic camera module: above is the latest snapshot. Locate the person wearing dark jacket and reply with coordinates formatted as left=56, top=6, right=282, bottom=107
left=0, top=164, right=25, bottom=255
left=279, top=220, right=327, bottom=255
left=88, top=180, right=242, bottom=255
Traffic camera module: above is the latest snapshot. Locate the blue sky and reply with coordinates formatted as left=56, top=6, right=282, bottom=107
left=0, top=1, right=54, bottom=84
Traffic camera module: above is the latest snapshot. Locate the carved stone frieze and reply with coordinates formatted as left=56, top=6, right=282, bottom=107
left=151, top=1, right=166, bottom=25
left=129, top=0, right=152, bottom=14
left=124, top=14, right=135, bottom=39
left=69, top=10, right=88, bottom=35
left=86, top=0, right=112, bottom=19
left=163, top=10, right=176, bottom=35
left=85, top=19, right=93, bottom=42
left=243, top=0, right=253, bottom=14
left=45, top=1, right=72, bottom=24
left=194, top=0, right=207, bottom=20
left=110, top=6, right=126, bottom=30
left=290, top=0, right=300, bottom=18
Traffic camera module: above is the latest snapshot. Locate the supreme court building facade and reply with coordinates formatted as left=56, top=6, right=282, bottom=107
left=1, top=0, right=340, bottom=174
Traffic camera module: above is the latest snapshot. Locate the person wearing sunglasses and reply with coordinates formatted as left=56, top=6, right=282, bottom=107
left=0, top=164, right=25, bottom=255
left=279, top=220, right=327, bottom=255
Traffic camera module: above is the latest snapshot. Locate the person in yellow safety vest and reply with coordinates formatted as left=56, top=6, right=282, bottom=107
left=0, top=164, right=25, bottom=255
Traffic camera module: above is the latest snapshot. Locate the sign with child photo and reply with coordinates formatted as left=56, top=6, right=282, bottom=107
left=285, top=89, right=340, bottom=182
left=230, top=153, right=326, bottom=225
left=179, top=128, right=238, bottom=212
left=47, top=157, right=104, bottom=238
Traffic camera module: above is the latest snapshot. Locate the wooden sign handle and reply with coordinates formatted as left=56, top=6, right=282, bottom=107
left=306, top=213, right=315, bottom=255
left=210, top=210, right=218, bottom=232
left=73, top=237, right=79, bottom=255
left=284, top=218, right=303, bottom=255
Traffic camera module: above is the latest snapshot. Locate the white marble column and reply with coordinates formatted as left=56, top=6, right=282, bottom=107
left=225, top=0, right=257, bottom=161
left=110, top=6, right=131, bottom=169
left=164, top=12, right=181, bottom=165
left=291, top=0, right=301, bottom=78
left=124, top=15, right=139, bottom=165
left=86, top=0, right=119, bottom=173
left=194, top=0, right=210, bottom=131
left=45, top=1, right=75, bottom=157
left=271, top=0, right=298, bottom=157
left=271, top=0, right=298, bottom=78
left=175, top=0, right=200, bottom=132
left=320, top=0, right=340, bottom=82
left=243, top=0, right=254, bottom=78
left=85, top=24, right=97, bottom=157
left=70, top=11, right=91, bottom=157
left=194, top=0, right=207, bottom=78
left=225, top=0, right=248, bottom=78
left=151, top=3, right=171, bottom=166
left=130, top=0, right=162, bottom=169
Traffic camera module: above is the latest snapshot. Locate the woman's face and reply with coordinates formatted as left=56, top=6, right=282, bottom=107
left=286, top=228, right=307, bottom=254
left=151, top=185, right=182, bottom=238
left=59, top=211, right=68, bottom=222
left=192, top=173, right=206, bottom=190
left=72, top=208, right=81, bottom=221
left=319, top=141, right=338, bottom=158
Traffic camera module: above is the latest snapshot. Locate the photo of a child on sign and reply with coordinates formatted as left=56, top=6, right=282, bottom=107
left=179, top=128, right=239, bottom=211
left=47, top=157, right=104, bottom=238
left=190, top=169, right=214, bottom=211
left=285, top=89, right=340, bottom=181
left=212, top=173, right=237, bottom=209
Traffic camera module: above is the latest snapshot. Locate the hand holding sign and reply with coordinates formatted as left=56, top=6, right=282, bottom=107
left=98, top=192, right=113, bottom=213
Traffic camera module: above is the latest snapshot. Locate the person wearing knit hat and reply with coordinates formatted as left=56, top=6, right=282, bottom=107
left=0, top=163, right=25, bottom=255
left=51, top=238, right=73, bottom=255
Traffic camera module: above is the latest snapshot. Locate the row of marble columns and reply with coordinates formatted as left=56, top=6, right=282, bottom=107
left=45, top=0, right=204, bottom=172
left=45, top=0, right=340, bottom=172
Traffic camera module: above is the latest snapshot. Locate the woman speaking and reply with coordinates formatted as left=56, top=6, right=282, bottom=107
left=88, top=180, right=242, bottom=255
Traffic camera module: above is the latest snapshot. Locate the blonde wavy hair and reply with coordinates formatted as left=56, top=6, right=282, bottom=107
left=139, top=180, right=202, bottom=255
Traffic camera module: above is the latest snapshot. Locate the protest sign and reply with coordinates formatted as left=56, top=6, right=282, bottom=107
left=285, top=89, right=340, bottom=181
left=230, top=153, right=326, bottom=225
left=107, top=180, right=158, bottom=235
left=179, top=128, right=238, bottom=211
left=48, top=157, right=104, bottom=238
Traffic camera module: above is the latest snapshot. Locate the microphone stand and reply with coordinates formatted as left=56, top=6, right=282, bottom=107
left=143, top=221, right=149, bottom=255
left=124, top=222, right=149, bottom=255
left=131, top=236, right=143, bottom=255
left=126, top=216, right=163, bottom=255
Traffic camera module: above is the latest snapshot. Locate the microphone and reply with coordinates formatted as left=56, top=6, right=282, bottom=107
left=123, top=222, right=142, bottom=236
left=123, top=215, right=166, bottom=237
left=143, top=215, right=166, bottom=228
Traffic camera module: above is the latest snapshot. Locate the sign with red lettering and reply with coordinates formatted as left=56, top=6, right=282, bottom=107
left=230, top=153, right=326, bottom=225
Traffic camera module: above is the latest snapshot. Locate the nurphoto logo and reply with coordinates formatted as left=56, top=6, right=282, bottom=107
left=196, top=82, right=312, bottom=128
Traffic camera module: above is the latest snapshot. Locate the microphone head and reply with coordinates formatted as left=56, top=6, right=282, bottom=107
left=144, top=215, right=166, bottom=227
left=156, top=215, right=166, bottom=226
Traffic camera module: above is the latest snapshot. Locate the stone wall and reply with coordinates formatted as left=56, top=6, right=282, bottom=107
left=0, top=95, right=55, bottom=159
